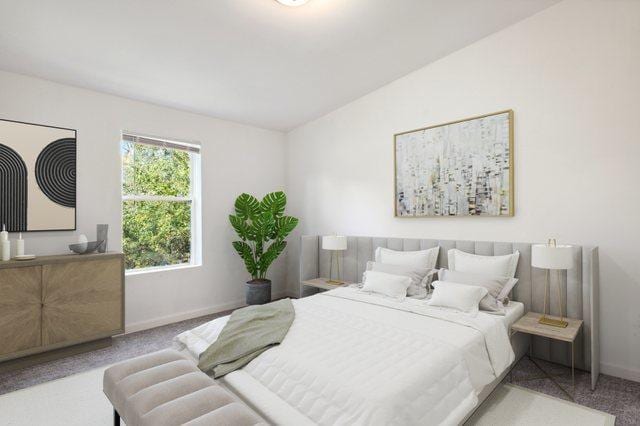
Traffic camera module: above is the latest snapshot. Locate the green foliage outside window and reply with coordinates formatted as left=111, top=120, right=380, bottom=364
left=123, top=200, right=191, bottom=269
left=122, top=141, right=194, bottom=270
left=122, top=142, right=191, bottom=197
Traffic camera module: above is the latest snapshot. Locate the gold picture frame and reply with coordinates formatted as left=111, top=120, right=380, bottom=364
left=394, top=110, right=514, bottom=217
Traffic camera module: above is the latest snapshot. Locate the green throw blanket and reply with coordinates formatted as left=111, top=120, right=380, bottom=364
left=198, top=298, right=295, bottom=378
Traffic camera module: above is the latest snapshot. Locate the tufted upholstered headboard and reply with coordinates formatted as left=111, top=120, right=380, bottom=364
left=299, top=235, right=600, bottom=387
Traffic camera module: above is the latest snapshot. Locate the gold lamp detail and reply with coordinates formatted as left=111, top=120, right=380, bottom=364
left=532, top=239, right=574, bottom=328
left=322, top=235, right=347, bottom=284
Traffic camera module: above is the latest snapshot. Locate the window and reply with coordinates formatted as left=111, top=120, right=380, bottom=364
left=121, top=133, right=201, bottom=272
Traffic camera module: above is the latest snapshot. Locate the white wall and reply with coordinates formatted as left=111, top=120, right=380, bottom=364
left=286, top=0, right=640, bottom=381
left=0, top=70, right=288, bottom=332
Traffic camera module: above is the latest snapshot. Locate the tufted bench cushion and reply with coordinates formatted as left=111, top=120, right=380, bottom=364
left=103, top=349, right=266, bottom=426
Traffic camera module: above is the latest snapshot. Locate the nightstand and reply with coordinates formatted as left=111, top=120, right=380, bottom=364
left=300, top=278, right=353, bottom=297
left=511, top=311, right=584, bottom=400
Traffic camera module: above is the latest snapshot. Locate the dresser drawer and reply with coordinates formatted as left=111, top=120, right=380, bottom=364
left=42, top=258, right=123, bottom=346
left=0, top=266, right=42, bottom=356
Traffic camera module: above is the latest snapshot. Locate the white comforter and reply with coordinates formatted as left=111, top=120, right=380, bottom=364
left=175, top=287, right=514, bottom=426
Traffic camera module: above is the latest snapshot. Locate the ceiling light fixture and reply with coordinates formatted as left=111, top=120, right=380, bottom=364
left=276, top=0, right=310, bottom=6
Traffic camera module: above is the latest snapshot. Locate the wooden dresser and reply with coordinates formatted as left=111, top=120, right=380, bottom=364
left=0, top=252, right=124, bottom=367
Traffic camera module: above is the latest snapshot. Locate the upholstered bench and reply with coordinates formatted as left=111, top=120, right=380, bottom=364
left=103, top=349, right=266, bottom=426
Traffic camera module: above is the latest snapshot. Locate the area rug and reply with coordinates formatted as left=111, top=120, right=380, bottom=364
left=466, top=383, right=616, bottom=425
left=0, top=366, right=112, bottom=426
left=0, top=368, right=615, bottom=425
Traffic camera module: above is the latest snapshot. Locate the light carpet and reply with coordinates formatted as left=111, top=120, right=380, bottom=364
left=0, top=366, right=113, bottom=426
left=466, top=383, right=616, bottom=426
left=0, top=368, right=615, bottom=426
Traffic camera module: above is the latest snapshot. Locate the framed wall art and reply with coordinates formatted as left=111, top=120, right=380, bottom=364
left=0, top=119, right=76, bottom=231
left=394, top=110, right=513, bottom=217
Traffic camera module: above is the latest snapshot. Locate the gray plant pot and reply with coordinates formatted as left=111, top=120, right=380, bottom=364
left=245, top=279, right=271, bottom=305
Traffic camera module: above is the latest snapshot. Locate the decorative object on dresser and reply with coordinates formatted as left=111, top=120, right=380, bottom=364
left=229, top=191, right=299, bottom=305
left=322, top=235, right=347, bottom=283
left=12, top=232, right=35, bottom=260
left=0, top=119, right=76, bottom=232
left=13, top=254, right=36, bottom=261
left=77, top=233, right=88, bottom=251
left=69, top=233, right=103, bottom=254
left=68, top=233, right=103, bottom=254
left=531, top=239, right=573, bottom=328
left=15, top=232, right=24, bottom=256
left=0, top=252, right=124, bottom=371
left=69, top=240, right=105, bottom=254
left=394, top=110, right=514, bottom=217
left=0, top=224, right=9, bottom=261
left=96, top=224, right=109, bottom=253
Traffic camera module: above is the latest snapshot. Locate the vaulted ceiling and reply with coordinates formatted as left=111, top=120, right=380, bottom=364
left=0, top=0, right=558, bottom=130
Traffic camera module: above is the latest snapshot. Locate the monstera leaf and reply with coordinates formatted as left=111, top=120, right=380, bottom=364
left=229, top=191, right=298, bottom=280
left=234, top=193, right=260, bottom=220
left=232, top=241, right=257, bottom=276
left=259, top=240, right=287, bottom=274
left=251, top=211, right=276, bottom=243
left=260, top=191, right=286, bottom=218
left=275, top=216, right=298, bottom=240
left=229, top=214, right=249, bottom=241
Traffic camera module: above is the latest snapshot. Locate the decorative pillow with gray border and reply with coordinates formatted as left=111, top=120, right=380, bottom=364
left=437, top=269, right=519, bottom=314
left=364, top=261, right=436, bottom=298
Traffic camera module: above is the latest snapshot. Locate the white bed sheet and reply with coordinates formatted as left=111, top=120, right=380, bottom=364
left=175, top=288, right=521, bottom=426
left=500, top=300, right=525, bottom=328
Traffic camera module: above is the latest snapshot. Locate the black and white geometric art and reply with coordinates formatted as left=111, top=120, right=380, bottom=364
left=0, top=119, right=76, bottom=232
left=0, top=143, right=28, bottom=231
left=35, top=137, right=77, bottom=208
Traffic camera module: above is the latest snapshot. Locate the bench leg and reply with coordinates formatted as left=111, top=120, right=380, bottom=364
left=114, top=409, right=120, bottom=426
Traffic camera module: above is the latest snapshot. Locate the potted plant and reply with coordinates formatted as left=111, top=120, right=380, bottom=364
left=229, top=191, right=299, bottom=305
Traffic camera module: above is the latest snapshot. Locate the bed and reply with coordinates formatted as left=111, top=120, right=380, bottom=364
left=174, top=235, right=599, bottom=425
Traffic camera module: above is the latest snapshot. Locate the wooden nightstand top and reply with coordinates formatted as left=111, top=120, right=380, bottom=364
left=512, top=312, right=583, bottom=343
left=301, top=278, right=353, bottom=290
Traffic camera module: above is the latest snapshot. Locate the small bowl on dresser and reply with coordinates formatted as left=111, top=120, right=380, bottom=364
left=69, top=240, right=105, bottom=254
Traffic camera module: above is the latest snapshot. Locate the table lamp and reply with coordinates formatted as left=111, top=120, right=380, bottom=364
left=322, top=235, right=347, bottom=284
left=531, top=239, right=573, bottom=328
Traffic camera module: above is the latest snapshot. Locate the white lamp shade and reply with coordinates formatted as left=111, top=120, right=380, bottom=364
left=322, top=235, right=347, bottom=251
left=531, top=244, right=574, bottom=270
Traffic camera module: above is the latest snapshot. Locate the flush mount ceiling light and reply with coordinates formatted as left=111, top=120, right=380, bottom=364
left=276, top=0, right=310, bottom=6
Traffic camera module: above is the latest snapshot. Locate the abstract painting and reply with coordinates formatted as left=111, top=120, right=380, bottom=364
left=0, top=119, right=76, bottom=231
left=395, top=110, right=513, bottom=217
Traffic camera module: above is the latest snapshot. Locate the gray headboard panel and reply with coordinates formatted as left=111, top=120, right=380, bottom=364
left=300, top=235, right=599, bottom=383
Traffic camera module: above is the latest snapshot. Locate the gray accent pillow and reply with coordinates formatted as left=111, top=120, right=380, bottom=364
left=365, top=261, right=433, bottom=297
left=438, top=269, right=517, bottom=313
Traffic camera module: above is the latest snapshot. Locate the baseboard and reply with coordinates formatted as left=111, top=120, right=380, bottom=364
left=125, top=299, right=245, bottom=334
left=601, top=361, right=640, bottom=383
left=276, top=290, right=299, bottom=299
left=0, top=338, right=112, bottom=374
left=124, top=291, right=297, bottom=334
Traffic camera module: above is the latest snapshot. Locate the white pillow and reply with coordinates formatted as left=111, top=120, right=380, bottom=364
left=365, top=261, right=432, bottom=297
left=375, top=246, right=439, bottom=270
left=447, top=249, right=520, bottom=278
left=437, top=269, right=518, bottom=313
left=497, top=277, right=519, bottom=302
left=361, top=270, right=412, bottom=300
left=428, top=281, right=488, bottom=315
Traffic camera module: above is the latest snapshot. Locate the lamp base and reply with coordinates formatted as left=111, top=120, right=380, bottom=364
left=539, top=316, right=569, bottom=328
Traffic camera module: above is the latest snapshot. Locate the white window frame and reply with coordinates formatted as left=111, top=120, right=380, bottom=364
left=121, top=132, right=202, bottom=275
